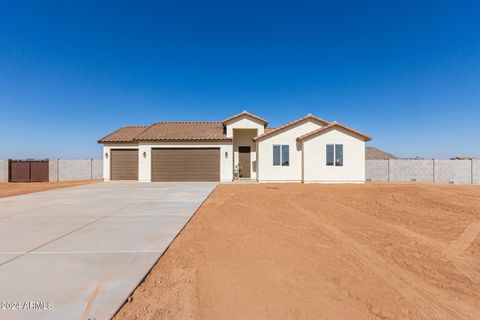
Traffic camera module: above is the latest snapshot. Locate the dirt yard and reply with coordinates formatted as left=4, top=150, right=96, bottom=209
left=115, top=183, right=480, bottom=320
left=0, top=180, right=99, bottom=198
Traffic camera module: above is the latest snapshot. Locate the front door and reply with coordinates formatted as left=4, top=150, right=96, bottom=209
left=238, top=146, right=251, bottom=178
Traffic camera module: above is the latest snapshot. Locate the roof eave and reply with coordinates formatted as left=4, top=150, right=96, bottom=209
left=133, top=138, right=232, bottom=142
left=221, top=112, right=269, bottom=126
left=253, top=115, right=330, bottom=142
left=297, top=123, right=372, bottom=142
left=97, top=140, right=138, bottom=144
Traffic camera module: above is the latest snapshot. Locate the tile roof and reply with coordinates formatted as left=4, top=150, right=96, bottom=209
left=253, top=114, right=330, bottom=141
left=98, top=113, right=367, bottom=144
left=222, top=111, right=269, bottom=125
left=297, top=122, right=372, bottom=141
left=264, top=127, right=277, bottom=133
left=133, top=122, right=230, bottom=141
left=97, top=126, right=149, bottom=143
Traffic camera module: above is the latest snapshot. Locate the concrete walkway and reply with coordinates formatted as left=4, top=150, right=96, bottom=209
left=0, top=182, right=216, bottom=320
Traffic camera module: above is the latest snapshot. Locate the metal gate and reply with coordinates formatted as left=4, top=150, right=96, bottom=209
left=9, top=160, right=49, bottom=182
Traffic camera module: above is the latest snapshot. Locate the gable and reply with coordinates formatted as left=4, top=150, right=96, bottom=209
left=255, top=117, right=325, bottom=143
left=222, top=111, right=268, bottom=126
left=298, top=122, right=371, bottom=142
left=253, top=114, right=329, bottom=141
left=225, top=115, right=266, bottom=138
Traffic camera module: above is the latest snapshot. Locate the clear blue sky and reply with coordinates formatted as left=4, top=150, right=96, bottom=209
left=1, top=1, right=479, bottom=159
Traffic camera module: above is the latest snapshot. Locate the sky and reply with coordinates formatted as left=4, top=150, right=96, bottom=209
left=0, top=0, right=479, bottom=159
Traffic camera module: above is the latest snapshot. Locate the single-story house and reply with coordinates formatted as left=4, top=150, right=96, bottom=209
left=98, top=111, right=371, bottom=183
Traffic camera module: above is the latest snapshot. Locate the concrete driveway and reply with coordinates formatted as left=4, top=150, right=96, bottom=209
left=0, top=182, right=216, bottom=320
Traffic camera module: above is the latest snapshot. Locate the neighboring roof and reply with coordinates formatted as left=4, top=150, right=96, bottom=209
left=366, top=147, right=397, bottom=160
left=133, top=122, right=230, bottom=141
left=97, top=126, right=149, bottom=143
left=253, top=114, right=330, bottom=141
left=297, top=122, right=372, bottom=141
left=221, top=110, right=269, bottom=126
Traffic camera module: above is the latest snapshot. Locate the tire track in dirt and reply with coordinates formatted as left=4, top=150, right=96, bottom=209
left=444, top=221, right=480, bottom=285
left=317, top=194, right=480, bottom=285
left=288, top=200, right=480, bottom=320
left=446, top=222, right=480, bottom=256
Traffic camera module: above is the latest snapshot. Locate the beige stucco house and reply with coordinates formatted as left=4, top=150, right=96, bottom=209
left=98, top=111, right=371, bottom=183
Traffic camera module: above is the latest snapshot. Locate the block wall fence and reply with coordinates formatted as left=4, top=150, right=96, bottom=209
left=0, top=159, right=102, bottom=182
left=366, top=159, right=480, bottom=185
left=1, top=158, right=479, bottom=184
left=48, top=159, right=103, bottom=181
left=0, top=160, right=8, bottom=182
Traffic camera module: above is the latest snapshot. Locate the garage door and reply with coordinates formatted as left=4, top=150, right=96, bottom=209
left=111, top=149, right=138, bottom=180
left=152, top=148, right=220, bottom=182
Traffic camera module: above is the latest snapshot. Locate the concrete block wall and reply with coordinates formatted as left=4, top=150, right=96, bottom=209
left=366, top=159, right=479, bottom=184
left=389, top=159, right=434, bottom=182
left=473, top=160, right=480, bottom=185
left=365, top=160, right=389, bottom=181
left=0, top=160, right=8, bottom=182
left=49, top=159, right=59, bottom=182
left=91, top=159, right=103, bottom=179
left=434, top=160, right=472, bottom=184
left=48, top=159, right=103, bottom=181
left=58, top=160, right=95, bottom=181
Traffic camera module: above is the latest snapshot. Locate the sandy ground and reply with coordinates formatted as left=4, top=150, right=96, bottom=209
left=115, top=183, right=480, bottom=320
left=0, top=180, right=100, bottom=198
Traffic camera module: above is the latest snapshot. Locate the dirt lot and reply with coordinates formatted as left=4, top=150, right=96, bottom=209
left=115, top=183, right=480, bottom=320
left=0, top=180, right=99, bottom=198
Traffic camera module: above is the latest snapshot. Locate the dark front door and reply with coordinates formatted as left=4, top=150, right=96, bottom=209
left=238, top=146, right=251, bottom=178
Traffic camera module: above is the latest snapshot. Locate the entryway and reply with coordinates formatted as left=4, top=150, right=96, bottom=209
left=238, top=146, right=251, bottom=178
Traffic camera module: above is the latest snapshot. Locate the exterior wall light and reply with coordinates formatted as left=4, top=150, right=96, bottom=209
left=225, top=151, right=228, bottom=158
left=143, top=151, right=147, bottom=158
left=105, top=152, right=108, bottom=159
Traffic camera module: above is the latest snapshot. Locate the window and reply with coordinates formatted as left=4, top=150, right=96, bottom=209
left=273, top=144, right=289, bottom=166
left=335, top=144, right=343, bottom=166
left=273, top=145, right=281, bottom=166
left=326, top=144, right=334, bottom=166
left=326, top=144, right=343, bottom=166
left=281, top=145, right=289, bottom=166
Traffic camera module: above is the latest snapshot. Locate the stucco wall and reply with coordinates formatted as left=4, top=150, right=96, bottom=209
left=225, top=116, right=265, bottom=138
left=257, top=120, right=323, bottom=182
left=302, top=128, right=365, bottom=183
left=0, top=160, right=8, bottom=182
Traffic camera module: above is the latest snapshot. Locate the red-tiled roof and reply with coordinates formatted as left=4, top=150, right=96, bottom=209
left=253, top=114, right=330, bottom=141
left=297, top=122, right=372, bottom=141
left=97, top=126, right=149, bottom=143
left=222, top=111, right=268, bottom=125
left=133, top=122, right=230, bottom=141
left=98, top=113, right=368, bottom=144
left=264, top=127, right=277, bottom=133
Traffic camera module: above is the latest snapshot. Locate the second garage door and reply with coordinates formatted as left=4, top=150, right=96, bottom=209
left=152, top=148, right=220, bottom=182
left=111, top=149, right=138, bottom=180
